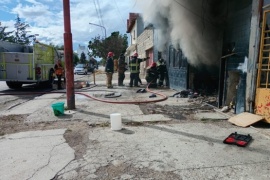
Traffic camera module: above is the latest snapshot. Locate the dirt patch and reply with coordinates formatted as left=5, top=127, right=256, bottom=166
left=95, top=163, right=182, bottom=180
left=139, top=102, right=213, bottom=121
left=0, top=115, right=90, bottom=159
left=139, top=102, right=233, bottom=127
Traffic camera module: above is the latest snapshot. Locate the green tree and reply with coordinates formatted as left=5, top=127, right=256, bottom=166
left=0, top=22, right=14, bottom=42
left=80, top=52, right=87, bottom=64
left=13, top=14, right=34, bottom=45
left=73, top=53, right=80, bottom=66
left=87, top=31, right=128, bottom=60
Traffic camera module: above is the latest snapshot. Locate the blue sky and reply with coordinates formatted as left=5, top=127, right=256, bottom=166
left=0, top=0, right=141, bottom=52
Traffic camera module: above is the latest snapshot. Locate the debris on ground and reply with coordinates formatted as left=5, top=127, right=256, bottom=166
left=223, top=132, right=252, bottom=147
left=221, top=106, right=230, bottom=112
left=228, top=112, right=264, bottom=127
left=149, top=94, right=157, bottom=98
left=170, top=89, right=202, bottom=99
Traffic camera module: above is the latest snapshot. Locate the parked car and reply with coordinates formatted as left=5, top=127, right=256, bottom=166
left=74, top=64, right=87, bottom=75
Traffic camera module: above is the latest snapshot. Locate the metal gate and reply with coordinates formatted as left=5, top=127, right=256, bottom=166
left=255, top=10, right=270, bottom=123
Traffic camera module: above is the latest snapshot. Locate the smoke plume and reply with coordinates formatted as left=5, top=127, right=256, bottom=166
left=137, top=0, right=226, bottom=67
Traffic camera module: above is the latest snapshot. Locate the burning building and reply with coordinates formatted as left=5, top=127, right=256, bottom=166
left=133, top=0, right=270, bottom=123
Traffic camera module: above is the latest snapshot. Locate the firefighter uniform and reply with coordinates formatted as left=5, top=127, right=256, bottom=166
left=118, top=53, right=126, bottom=86
left=54, top=60, right=64, bottom=89
left=146, top=62, right=159, bottom=88
left=129, top=53, right=146, bottom=87
left=105, top=52, right=114, bottom=88
left=157, top=58, right=168, bottom=86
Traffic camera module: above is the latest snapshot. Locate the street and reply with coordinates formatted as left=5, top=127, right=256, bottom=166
left=0, top=70, right=270, bottom=180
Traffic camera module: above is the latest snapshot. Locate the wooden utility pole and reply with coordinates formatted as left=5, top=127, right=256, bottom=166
left=63, top=0, right=75, bottom=109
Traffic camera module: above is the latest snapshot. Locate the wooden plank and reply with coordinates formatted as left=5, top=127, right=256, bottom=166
left=228, top=112, right=264, bottom=127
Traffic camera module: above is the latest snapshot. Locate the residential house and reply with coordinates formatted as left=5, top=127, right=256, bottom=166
left=126, top=13, right=158, bottom=78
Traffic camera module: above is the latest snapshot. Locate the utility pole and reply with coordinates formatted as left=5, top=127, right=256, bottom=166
left=89, top=22, right=107, bottom=38
left=63, top=0, right=75, bottom=109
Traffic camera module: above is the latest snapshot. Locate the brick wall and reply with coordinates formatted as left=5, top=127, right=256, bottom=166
left=137, top=28, right=154, bottom=57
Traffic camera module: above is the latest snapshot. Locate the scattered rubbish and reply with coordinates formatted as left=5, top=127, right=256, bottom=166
left=51, top=102, right=65, bottom=116
left=110, top=113, right=122, bottom=130
left=136, top=88, right=147, bottom=93
left=228, top=112, right=264, bottom=127
left=149, top=94, right=157, bottom=98
left=74, top=81, right=88, bottom=89
left=221, top=106, right=230, bottom=112
left=223, top=132, right=252, bottom=147
left=171, top=89, right=198, bottom=98
left=104, top=92, right=122, bottom=98
left=105, top=93, right=115, bottom=97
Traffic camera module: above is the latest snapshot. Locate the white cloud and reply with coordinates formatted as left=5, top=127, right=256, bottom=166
left=1, top=0, right=140, bottom=51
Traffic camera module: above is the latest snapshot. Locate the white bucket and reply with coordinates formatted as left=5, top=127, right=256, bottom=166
left=110, top=113, right=122, bottom=130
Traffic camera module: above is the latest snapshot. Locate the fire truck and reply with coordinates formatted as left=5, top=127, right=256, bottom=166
left=0, top=41, right=62, bottom=89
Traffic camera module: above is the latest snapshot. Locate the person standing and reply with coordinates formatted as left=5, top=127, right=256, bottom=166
left=129, top=52, right=148, bottom=87
left=156, top=58, right=168, bottom=86
left=118, top=53, right=126, bottom=86
left=54, top=59, right=64, bottom=90
left=105, top=52, right=114, bottom=88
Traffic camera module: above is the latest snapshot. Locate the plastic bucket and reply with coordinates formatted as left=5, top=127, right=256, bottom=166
left=51, top=102, right=65, bottom=116
left=110, top=113, right=122, bottom=130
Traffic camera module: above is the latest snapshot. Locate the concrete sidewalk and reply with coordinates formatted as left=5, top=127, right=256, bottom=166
left=0, top=129, right=74, bottom=180
left=1, top=73, right=270, bottom=179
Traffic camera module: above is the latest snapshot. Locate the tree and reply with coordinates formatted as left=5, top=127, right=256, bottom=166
left=87, top=31, right=128, bottom=60
left=0, top=22, right=14, bottom=42
left=80, top=52, right=87, bottom=64
left=13, top=15, right=34, bottom=45
left=73, top=53, right=80, bottom=65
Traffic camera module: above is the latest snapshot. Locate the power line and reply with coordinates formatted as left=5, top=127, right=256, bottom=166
left=92, top=0, right=105, bottom=36
left=96, top=0, right=105, bottom=28
left=113, top=0, right=126, bottom=29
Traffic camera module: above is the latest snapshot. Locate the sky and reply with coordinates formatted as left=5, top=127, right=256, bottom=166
left=0, top=0, right=140, bottom=52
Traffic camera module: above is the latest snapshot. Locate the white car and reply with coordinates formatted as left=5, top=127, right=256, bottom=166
left=74, top=64, right=88, bottom=75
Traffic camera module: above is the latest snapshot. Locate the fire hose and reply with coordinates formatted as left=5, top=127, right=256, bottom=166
left=0, top=83, right=168, bottom=105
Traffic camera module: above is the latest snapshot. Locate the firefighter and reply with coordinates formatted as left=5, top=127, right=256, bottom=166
left=156, top=58, right=167, bottom=86
left=129, top=52, right=148, bottom=87
left=105, top=52, right=114, bottom=88
left=146, top=62, right=158, bottom=88
left=54, top=59, right=64, bottom=90
left=118, top=53, right=127, bottom=86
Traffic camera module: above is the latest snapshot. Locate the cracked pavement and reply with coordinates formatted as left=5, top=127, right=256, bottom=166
left=1, top=71, right=270, bottom=179
left=56, top=123, right=270, bottom=180
left=0, top=129, right=74, bottom=180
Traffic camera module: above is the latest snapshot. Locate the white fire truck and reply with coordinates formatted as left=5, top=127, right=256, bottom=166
left=0, top=41, right=62, bottom=89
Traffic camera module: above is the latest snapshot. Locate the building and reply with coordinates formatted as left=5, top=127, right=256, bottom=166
left=126, top=13, right=158, bottom=77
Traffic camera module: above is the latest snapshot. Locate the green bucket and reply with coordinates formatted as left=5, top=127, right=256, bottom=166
left=51, top=102, right=65, bottom=116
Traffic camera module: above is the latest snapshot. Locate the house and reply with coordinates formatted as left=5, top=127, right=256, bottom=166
left=126, top=13, right=143, bottom=62
left=129, top=0, right=270, bottom=123
left=126, top=13, right=159, bottom=78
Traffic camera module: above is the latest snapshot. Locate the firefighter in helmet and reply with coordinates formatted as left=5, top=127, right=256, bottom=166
left=118, top=53, right=127, bottom=86
left=105, top=52, right=114, bottom=88
left=129, top=52, right=149, bottom=87
left=156, top=58, right=168, bottom=86
left=54, top=59, right=64, bottom=90
left=146, top=62, right=158, bottom=88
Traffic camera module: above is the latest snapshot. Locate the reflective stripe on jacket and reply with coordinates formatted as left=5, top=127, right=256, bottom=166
left=130, top=58, right=139, bottom=73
